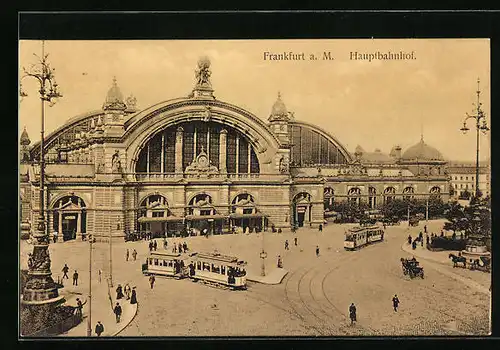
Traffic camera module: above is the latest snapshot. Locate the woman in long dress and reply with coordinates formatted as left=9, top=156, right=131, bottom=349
left=116, top=284, right=124, bottom=299
left=130, top=287, right=137, bottom=304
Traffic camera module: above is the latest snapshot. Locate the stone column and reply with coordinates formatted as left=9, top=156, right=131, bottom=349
left=58, top=202, right=63, bottom=242
left=175, top=127, right=184, bottom=174
left=219, top=129, right=227, bottom=174
left=76, top=198, right=82, bottom=240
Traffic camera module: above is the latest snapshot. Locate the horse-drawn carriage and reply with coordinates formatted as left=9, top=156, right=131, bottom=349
left=400, top=258, right=424, bottom=279
left=449, top=253, right=491, bottom=272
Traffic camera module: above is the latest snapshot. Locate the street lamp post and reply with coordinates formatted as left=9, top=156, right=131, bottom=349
left=20, top=40, right=64, bottom=330
left=87, top=234, right=93, bottom=337
left=109, top=224, right=113, bottom=287
left=259, top=231, right=267, bottom=276
left=460, top=78, right=489, bottom=203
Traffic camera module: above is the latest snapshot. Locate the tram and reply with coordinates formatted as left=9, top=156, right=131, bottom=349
left=142, top=250, right=247, bottom=290
left=142, top=251, right=186, bottom=278
left=344, top=225, right=384, bottom=250
left=188, top=252, right=247, bottom=290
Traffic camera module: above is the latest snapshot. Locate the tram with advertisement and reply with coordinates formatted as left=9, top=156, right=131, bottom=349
left=344, top=225, right=385, bottom=250
left=142, top=250, right=247, bottom=290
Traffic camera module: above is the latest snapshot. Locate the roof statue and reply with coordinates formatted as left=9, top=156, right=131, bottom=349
left=401, top=135, right=444, bottom=162
left=269, top=92, right=292, bottom=122
left=103, top=76, right=127, bottom=111
left=196, top=56, right=212, bottom=87
left=125, top=94, right=138, bottom=113
left=21, top=127, right=31, bottom=145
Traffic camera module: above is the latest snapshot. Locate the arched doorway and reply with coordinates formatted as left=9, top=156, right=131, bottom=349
left=324, top=187, right=335, bottom=210
left=348, top=187, right=361, bottom=206
left=368, top=187, right=377, bottom=209
left=137, top=194, right=175, bottom=238
left=230, top=193, right=266, bottom=233
left=186, top=193, right=224, bottom=235
left=384, top=187, right=396, bottom=204
left=403, top=186, right=415, bottom=201
left=52, top=195, right=86, bottom=241
left=429, top=186, right=441, bottom=200
left=292, top=192, right=312, bottom=228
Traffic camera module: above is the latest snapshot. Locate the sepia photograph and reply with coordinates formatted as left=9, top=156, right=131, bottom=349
left=18, top=38, right=491, bottom=337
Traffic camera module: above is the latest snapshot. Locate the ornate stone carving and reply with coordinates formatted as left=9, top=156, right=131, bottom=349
left=195, top=57, right=212, bottom=87
left=202, top=106, right=212, bottom=122
left=279, top=155, right=289, bottom=173
left=184, top=147, right=219, bottom=176
left=111, top=150, right=122, bottom=173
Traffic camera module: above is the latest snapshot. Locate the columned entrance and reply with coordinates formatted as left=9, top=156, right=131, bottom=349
left=229, top=193, right=266, bottom=233
left=292, top=192, right=312, bottom=228
left=52, top=195, right=87, bottom=241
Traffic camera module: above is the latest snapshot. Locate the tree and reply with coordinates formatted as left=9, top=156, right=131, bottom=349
left=443, top=201, right=467, bottom=235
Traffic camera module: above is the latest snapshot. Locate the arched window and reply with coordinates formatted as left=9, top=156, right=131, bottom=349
left=139, top=194, right=169, bottom=218
left=348, top=187, right=361, bottom=206
left=135, top=121, right=260, bottom=175
left=429, top=186, right=441, bottom=200
left=52, top=195, right=87, bottom=241
left=384, top=187, right=396, bottom=204
left=402, top=186, right=415, bottom=201
left=188, top=194, right=215, bottom=216
left=368, top=187, right=377, bottom=209
left=231, top=193, right=256, bottom=214
left=324, top=187, right=335, bottom=209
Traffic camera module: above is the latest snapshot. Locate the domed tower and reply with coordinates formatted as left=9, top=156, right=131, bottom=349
left=268, top=92, right=293, bottom=145
left=102, top=77, right=127, bottom=137
left=20, top=127, right=31, bottom=163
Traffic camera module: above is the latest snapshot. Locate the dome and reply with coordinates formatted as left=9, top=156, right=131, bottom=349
left=401, top=137, right=444, bottom=161
left=103, top=77, right=126, bottom=111
left=269, top=92, right=289, bottom=121
left=20, top=127, right=30, bottom=145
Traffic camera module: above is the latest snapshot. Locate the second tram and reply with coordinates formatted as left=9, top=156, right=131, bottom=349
left=344, top=225, right=384, bottom=250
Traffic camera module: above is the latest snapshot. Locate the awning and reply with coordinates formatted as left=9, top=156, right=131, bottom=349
left=185, top=214, right=227, bottom=221
left=229, top=213, right=267, bottom=219
left=137, top=216, right=184, bottom=223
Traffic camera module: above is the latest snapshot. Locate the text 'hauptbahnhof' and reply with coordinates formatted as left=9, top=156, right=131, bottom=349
left=19, top=57, right=485, bottom=242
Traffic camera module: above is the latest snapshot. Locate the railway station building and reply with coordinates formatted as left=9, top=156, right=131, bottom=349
left=19, top=57, right=451, bottom=241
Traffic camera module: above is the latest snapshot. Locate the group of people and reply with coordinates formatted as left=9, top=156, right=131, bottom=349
left=125, top=248, right=138, bottom=261
left=172, top=241, right=189, bottom=254
left=408, top=232, right=424, bottom=250
left=61, top=264, right=80, bottom=286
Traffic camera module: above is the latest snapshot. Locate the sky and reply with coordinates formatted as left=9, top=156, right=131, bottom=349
left=19, top=39, right=490, bottom=162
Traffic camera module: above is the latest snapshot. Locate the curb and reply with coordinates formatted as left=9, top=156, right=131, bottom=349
left=111, top=303, right=138, bottom=336
left=401, top=243, right=490, bottom=295
left=247, top=269, right=289, bottom=285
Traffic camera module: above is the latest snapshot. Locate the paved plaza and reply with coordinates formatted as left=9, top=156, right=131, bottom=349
left=20, top=220, right=491, bottom=336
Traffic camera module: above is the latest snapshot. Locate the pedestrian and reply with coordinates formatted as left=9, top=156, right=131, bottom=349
left=440, top=230, right=444, bottom=237
left=316, top=245, right=320, bottom=257
left=383, top=222, right=386, bottom=230
left=426, top=236, right=430, bottom=246
left=349, top=303, right=357, bottom=325
left=98, top=269, right=102, bottom=283
left=124, top=283, right=131, bottom=300
left=407, top=235, right=412, bottom=245
left=53, top=231, right=58, bottom=243
left=153, top=240, right=157, bottom=251
left=163, top=238, right=168, bottom=250
left=294, top=237, right=298, bottom=246
left=75, top=297, right=86, bottom=318
left=148, top=241, right=153, bottom=252
left=420, top=238, right=423, bottom=247
left=149, top=275, right=155, bottom=289
left=130, top=287, right=137, bottom=304
left=178, top=242, right=183, bottom=253
left=277, top=255, right=283, bottom=268
left=392, top=294, right=400, bottom=312
left=183, top=241, right=188, bottom=252
left=132, top=249, right=137, bottom=261
left=95, top=321, right=104, bottom=336
left=116, top=284, right=124, bottom=299
left=73, top=270, right=79, bottom=286
left=424, top=225, right=427, bottom=234
left=126, top=249, right=129, bottom=261
left=113, top=302, right=122, bottom=323
left=284, top=240, right=289, bottom=250
left=319, top=224, right=323, bottom=232
left=173, top=244, right=177, bottom=253
left=62, top=264, right=69, bottom=279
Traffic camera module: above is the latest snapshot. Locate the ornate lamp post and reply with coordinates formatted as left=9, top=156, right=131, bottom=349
left=260, top=249, right=267, bottom=277
left=460, top=78, right=489, bottom=203
left=20, top=41, right=64, bottom=333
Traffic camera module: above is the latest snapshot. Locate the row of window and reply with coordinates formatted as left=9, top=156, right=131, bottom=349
left=453, top=176, right=474, bottom=181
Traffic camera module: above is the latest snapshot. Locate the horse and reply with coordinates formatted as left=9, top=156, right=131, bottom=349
left=449, top=253, right=467, bottom=268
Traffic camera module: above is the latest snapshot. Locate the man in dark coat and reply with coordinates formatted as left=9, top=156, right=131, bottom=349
left=316, top=246, right=320, bottom=257
left=392, top=294, right=400, bottom=312
left=349, top=303, right=357, bottom=325
left=95, top=321, right=104, bottom=336
left=132, top=249, right=137, bottom=261
left=73, top=270, right=79, bottom=286
left=178, top=243, right=183, bottom=253
left=153, top=240, right=157, bottom=251
left=407, top=235, right=412, bottom=245
left=319, top=224, right=323, bottom=232
left=149, top=275, right=156, bottom=289
left=284, top=240, right=289, bottom=250
left=62, top=264, right=69, bottom=279
left=113, top=302, right=122, bottom=323
left=294, top=237, right=298, bottom=246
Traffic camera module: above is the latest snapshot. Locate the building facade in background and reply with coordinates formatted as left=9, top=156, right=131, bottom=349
left=19, top=58, right=456, bottom=241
